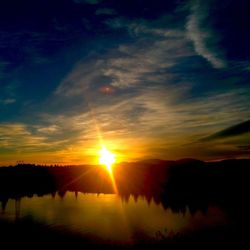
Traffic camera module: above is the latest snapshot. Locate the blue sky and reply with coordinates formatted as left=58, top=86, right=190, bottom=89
left=0, top=0, right=250, bottom=165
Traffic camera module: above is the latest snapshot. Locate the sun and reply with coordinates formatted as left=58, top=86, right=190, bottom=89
left=99, top=146, right=115, bottom=173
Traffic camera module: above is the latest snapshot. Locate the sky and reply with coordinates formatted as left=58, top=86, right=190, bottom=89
left=0, top=0, right=250, bottom=165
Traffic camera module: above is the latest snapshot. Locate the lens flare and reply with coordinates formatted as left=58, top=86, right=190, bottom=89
left=99, top=146, right=118, bottom=193
left=99, top=146, right=115, bottom=174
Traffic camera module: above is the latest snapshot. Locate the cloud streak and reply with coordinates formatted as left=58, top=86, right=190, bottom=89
left=1, top=98, right=16, bottom=105
left=186, top=0, right=226, bottom=69
left=199, top=120, right=250, bottom=141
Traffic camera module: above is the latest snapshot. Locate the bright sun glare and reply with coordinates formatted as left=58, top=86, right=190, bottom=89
left=99, top=146, right=115, bottom=173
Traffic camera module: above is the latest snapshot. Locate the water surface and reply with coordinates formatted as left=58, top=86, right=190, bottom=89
left=0, top=192, right=226, bottom=242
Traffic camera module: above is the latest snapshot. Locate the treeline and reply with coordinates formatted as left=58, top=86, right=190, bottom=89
left=0, top=159, right=250, bottom=214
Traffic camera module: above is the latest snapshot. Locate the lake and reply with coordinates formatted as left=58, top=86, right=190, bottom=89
left=0, top=191, right=226, bottom=243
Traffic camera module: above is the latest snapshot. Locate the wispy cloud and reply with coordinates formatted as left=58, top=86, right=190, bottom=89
left=0, top=123, right=70, bottom=154
left=36, top=125, right=60, bottom=134
left=55, top=23, right=192, bottom=95
left=0, top=123, right=45, bottom=151
left=102, top=35, right=190, bottom=88
left=1, top=98, right=16, bottom=105
left=54, top=60, right=101, bottom=97
left=186, top=0, right=226, bottom=69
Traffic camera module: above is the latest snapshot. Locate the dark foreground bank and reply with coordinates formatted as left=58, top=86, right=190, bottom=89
left=0, top=216, right=248, bottom=249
